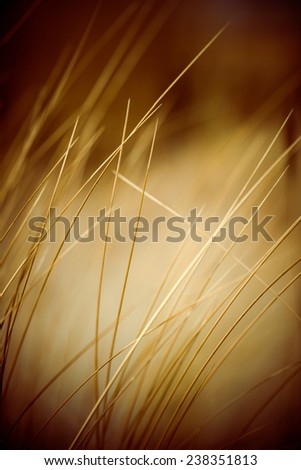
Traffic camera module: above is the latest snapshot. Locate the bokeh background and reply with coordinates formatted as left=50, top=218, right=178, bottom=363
left=1, top=0, right=301, bottom=450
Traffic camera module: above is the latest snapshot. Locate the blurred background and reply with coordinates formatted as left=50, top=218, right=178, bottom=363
left=1, top=0, right=301, bottom=149
left=1, top=0, right=301, bottom=450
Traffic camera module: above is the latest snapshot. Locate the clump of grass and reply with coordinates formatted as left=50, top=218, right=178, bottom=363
left=1, top=1, right=300, bottom=450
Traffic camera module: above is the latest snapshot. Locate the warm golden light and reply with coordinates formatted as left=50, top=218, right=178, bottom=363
left=1, top=0, right=300, bottom=450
